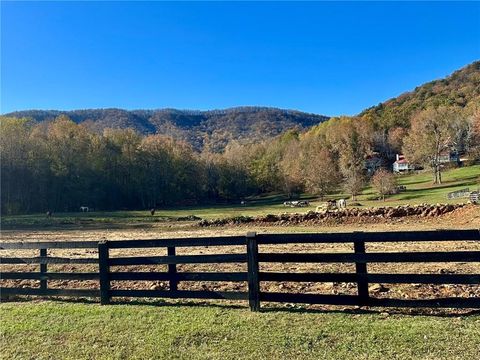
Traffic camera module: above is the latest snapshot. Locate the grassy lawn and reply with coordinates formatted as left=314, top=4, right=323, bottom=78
left=1, top=165, right=478, bottom=229
left=1, top=302, right=479, bottom=360
left=358, top=164, right=480, bottom=207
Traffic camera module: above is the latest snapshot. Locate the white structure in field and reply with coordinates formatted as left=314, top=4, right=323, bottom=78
left=393, top=154, right=415, bottom=173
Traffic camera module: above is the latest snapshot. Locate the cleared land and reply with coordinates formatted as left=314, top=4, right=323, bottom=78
left=1, top=165, right=478, bottom=229
left=1, top=166, right=479, bottom=359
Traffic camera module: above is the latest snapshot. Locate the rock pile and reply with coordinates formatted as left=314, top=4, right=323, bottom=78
left=176, top=215, right=202, bottom=221
left=198, top=203, right=469, bottom=227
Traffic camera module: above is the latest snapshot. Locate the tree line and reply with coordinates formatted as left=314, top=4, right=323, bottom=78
left=1, top=105, right=479, bottom=215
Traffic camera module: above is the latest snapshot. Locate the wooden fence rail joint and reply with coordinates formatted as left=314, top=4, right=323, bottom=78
left=98, top=241, right=111, bottom=305
left=246, top=232, right=260, bottom=311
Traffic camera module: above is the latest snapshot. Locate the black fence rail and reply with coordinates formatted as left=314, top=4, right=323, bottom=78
left=0, top=241, right=99, bottom=298
left=100, top=235, right=248, bottom=304
left=1, top=230, right=479, bottom=310
left=255, top=231, right=480, bottom=309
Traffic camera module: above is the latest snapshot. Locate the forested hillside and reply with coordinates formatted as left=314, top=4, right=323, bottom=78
left=4, top=107, right=328, bottom=152
left=360, top=61, right=480, bottom=129
left=1, top=62, right=479, bottom=214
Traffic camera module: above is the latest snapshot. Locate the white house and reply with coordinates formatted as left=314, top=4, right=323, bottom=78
left=393, top=154, right=415, bottom=173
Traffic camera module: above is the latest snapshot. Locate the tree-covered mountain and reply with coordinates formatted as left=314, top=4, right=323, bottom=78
left=360, top=61, right=480, bottom=129
left=5, top=61, right=479, bottom=151
left=4, top=107, right=329, bottom=152
left=2, top=62, right=479, bottom=214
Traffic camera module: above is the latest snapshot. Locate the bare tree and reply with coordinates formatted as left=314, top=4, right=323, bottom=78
left=403, top=107, right=463, bottom=184
left=371, top=169, right=397, bottom=201
left=302, top=137, right=339, bottom=199
left=323, top=117, right=372, bottom=200
left=388, top=127, right=407, bottom=156
left=279, top=140, right=303, bottom=198
left=342, top=170, right=365, bottom=201
left=465, top=107, right=480, bottom=159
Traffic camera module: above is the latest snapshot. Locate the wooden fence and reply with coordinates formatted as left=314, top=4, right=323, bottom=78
left=470, top=191, right=479, bottom=204
left=1, top=230, right=480, bottom=310
left=446, top=188, right=470, bottom=200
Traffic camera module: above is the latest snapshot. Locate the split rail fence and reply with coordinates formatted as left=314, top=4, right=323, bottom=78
left=1, top=230, right=480, bottom=310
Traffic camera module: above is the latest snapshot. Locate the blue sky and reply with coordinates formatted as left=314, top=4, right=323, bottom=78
left=1, top=1, right=479, bottom=116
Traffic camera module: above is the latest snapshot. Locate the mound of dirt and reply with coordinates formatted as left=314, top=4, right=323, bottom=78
left=176, top=215, right=202, bottom=221
left=199, top=203, right=476, bottom=227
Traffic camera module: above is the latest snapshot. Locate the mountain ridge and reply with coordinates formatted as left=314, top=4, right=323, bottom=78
left=4, top=106, right=329, bottom=152
left=4, top=60, right=479, bottom=150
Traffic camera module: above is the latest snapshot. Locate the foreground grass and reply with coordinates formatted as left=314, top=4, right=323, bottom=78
left=1, top=165, right=479, bottom=229
left=1, top=302, right=479, bottom=359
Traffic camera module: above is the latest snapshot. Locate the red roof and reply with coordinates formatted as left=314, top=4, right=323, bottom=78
left=394, top=154, right=409, bottom=164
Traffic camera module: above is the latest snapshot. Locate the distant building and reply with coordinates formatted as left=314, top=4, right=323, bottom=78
left=438, top=151, right=460, bottom=164
left=393, top=154, right=415, bottom=173
left=365, top=153, right=383, bottom=174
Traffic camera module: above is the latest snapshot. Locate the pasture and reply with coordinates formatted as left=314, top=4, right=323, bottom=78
left=2, top=256, right=480, bottom=359
left=1, top=165, right=479, bottom=230
left=1, top=165, right=479, bottom=360
left=2, top=302, right=480, bottom=360
left=2, top=228, right=480, bottom=359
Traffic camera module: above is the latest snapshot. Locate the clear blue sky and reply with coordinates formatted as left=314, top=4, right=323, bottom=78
left=1, top=1, right=479, bottom=116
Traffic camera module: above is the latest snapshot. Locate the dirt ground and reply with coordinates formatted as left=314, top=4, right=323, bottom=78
left=1, top=206, right=479, bottom=314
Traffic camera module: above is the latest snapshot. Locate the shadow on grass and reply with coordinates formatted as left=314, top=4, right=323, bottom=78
left=392, top=180, right=479, bottom=201
left=4, top=296, right=480, bottom=318
left=397, top=173, right=479, bottom=188
left=259, top=305, right=480, bottom=318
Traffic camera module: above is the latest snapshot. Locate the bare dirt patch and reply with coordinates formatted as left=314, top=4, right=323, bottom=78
left=1, top=208, right=479, bottom=314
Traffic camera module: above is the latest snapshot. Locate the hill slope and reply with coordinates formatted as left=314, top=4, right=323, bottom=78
left=360, top=61, right=480, bottom=128
left=4, top=107, right=328, bottom=151
left=5, top=61, right=479, bottom=149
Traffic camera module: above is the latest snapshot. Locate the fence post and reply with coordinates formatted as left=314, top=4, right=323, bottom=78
left=246, top=232, right=260, bottom=312
left=98, top=241, right=111, bottom=305
left=39, top=248, right=47, bottom=290
left=353, top=232, right=369, bottom=306
left=167, top=246, right=178, bottom=291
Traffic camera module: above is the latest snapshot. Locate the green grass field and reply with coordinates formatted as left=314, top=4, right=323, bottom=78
left=2, top=165, right=478, bottom=229
left=1, top=302, right=479, bottom=360
left=360, top=164, right=480, bottom=206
